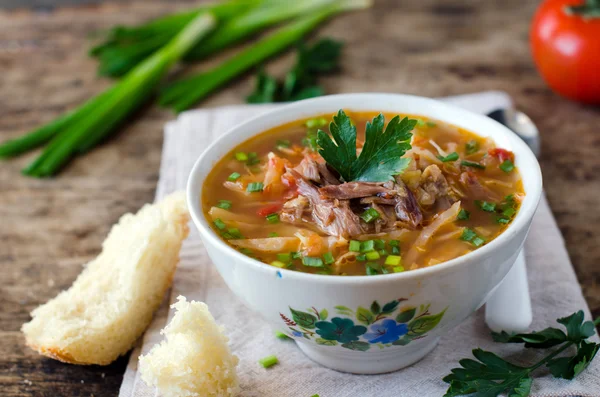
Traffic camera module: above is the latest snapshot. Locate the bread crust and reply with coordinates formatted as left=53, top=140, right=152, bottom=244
left=22, top=191, right=189, bottom=366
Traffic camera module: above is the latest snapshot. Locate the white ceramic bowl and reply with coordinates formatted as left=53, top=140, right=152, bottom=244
left=186, top=94, right=543, bottom=374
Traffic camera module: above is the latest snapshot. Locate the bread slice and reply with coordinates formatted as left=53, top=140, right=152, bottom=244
left=22, top=191, right=189, bottom=365
left=139, top=296, right=239, bottom=397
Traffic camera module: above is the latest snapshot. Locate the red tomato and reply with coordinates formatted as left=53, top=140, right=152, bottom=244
left=530, top=0, right=600, bottom=104
left=488, top=148, right=515, bottom=162
left=256, top=203, right=283, bottom=217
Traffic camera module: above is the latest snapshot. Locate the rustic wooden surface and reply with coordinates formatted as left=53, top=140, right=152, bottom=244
left=1, top=0, right=599, bottom=395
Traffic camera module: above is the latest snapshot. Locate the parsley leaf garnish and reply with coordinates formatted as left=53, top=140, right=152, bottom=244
left=246, top=38, right=343, bottom=103
left=444, top=310, right=600, bottom=396
left=316, top=110, right=416, bottom=182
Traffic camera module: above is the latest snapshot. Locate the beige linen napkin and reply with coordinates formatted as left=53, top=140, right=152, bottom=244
left=119, top=92, right=600, bottom=397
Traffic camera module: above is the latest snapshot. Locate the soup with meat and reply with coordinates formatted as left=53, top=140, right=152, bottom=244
left=202, top=110, right=524, bottom=276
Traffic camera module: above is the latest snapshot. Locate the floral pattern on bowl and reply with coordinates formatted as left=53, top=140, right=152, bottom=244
left=280, top=298, right=447, bottom=351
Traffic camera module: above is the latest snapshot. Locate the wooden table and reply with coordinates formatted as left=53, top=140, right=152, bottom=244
left=1, top=0, right=599, bottom=395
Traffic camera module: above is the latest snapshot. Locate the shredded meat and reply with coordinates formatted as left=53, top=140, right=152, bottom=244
left=459, top=171, right=500, bottom=201
left=416, top=165, right=454, bottom=210
left=293, top=156, right=321, bottom=183
left=317, top=163, right=341, bottom=185
left=319, top=182, right=393, bottom=200
left=281, top=170, right=364, bottom=238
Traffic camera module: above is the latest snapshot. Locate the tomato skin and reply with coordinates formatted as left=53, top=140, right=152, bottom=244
left=530, top=0, right=600, bottom=104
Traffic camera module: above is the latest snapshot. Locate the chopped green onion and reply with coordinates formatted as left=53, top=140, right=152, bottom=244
left=277, top=253, right=291, bottom=263
left=365, top=265, right=379, bottom=275
left=499, top=159, right=515, bottom=173
left=235, top=152, right=248, bottom=161
left=476, top=201, right=496, bottom=212
left=360, top=240, right=375, bottom=253
left=388, top=240, right=399, bottom=247
left=268, top=232, right=279, bottom=237
left=461, top=160, right=486, bottom=169
left=460, top=228, right=477, bottom=242
left=239, top=248, right=253, bottom=255
left=323, top=252, right=334, bottom=265
left=472, top=236, right=486, bottom=247
left=246, top=152, right=260, bottom=165
left=373, top=239, right=385, bottom=250
left=258, top=355, right=279, bottom=368
left=426, top=121, right=437, bottom=127
left=227, top=228, right=243, bottom=239
left=302, top=256, right=324, bottom=267
left=246, top=182, right=264, bottom=192
left=276, top=139, right=291, bottom=148
left=385, top=255, right=402, bottom=266
left=393, top=266, right=405, bottom=273
left=305, top=117, right=327, bottom=128
left=311, top=394, right=320, bottom=397
left=503, top=207, right=516, bottom=217
left=437, top=152, right=459, bottom=162
left=457, top=208, right=470, bottom=220
left=214, top=218, right=226, bottom=230
left=275, top=331, right=290, bottom=340
left=391, top=246, right=400, bottom=255
left=465, top=140, right=479, bottom=155
left=505, top=194, right=515, bottom=204
left=496, top=217, right=510, bottom=224
left=291, top=251, right=302, bottom=259
left=378, top=249, right=388, bottom=255
left=271, top=260, right=287, bottom=268
left=360, top=208, right=380, bottom=223
left=216, top=200, right=232, bottom=210
left=266, top=213, right=280, bottom=224
left=349, top=240, right=361, bottom=252
left=228, top=172, right=241, bottom=181
left=159, top=5, right=367, bottom=112
left=365, top=251, right=380, bottom=261
left=356, top=254, right=366, bottom=261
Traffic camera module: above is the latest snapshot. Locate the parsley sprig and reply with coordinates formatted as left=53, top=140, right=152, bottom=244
left=247, top=38, right=343, bottom=103
left=317, top=110, right=416, bottom=182
left=444, top=311, right=600, bottom=397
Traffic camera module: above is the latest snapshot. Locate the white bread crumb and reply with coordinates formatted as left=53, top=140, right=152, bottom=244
left=22, top=191, right=190, bottom=365
left=139, top=296, right=239, bottom=397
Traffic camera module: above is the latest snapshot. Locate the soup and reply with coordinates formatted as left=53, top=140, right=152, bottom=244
left=202, top=110, right=524, bottom=276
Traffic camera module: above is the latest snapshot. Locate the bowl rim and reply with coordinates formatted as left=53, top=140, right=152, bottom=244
left=186, top=93, right=543, bottom=284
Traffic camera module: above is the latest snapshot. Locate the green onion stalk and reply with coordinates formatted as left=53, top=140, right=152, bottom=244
left=2, top=12, right=216, bottom=176
left=92, top=0, right=353, bottom=78
left=160, top=0, right=372, bottom=112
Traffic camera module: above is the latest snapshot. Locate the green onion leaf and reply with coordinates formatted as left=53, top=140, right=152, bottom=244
left=227, top=228, right=244, bottom=239
left=385, top=255, right=402, bottom=266
left=460, top=228, right=477, bottom=242
left=246, top=182, right=264, bottom=192
left=472, top=236, right=486, bottom=247
left=477, top=200, right=497, bottom=212
left=365, top=251, right=380, bottom=261
left=235, top=152, right=248, bottom=161
left=275, top=330, right=291, bottom=340
left=503, top=207, right=516, bottom=217
left=499, top=159, right=515, bottom=173
left=323, top=252, right=334, bottom=265
left=214, top=218, right=226, bottom=230
left=496, top=217, right=510, bottom=224
left=437, top=152, right=459, bottom=162
left=228, top=172, right=241, bottom=181
left=360, top=208, right=380, bottom=223
left=258, top=355, right=279, bottom=368
left=393, top=266, right=405, bottom=273
left=457, top=208, right=470, bottom=220
left=266, top=213, right=280, bottom=224
left=360, top=240, right=375, bottom=253
left=349, top=240, right=361, bottom=252
left=366, top=264, right=379, bottom=275
left=302, top=256, right=324, bottom=267
left=373, top=239, right=385, bottom=249
left=268, top=232, right=279, bottom=237
left=461, top=160, right=486, bottom=169
left=465, top=140, right=479, bottom=155
left=216, top=200, right=232, bottom=210
left=356, top=254, right=366, bottom=261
